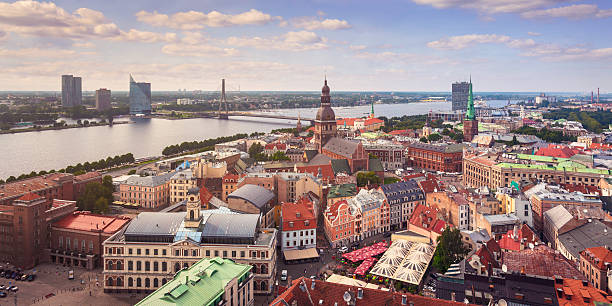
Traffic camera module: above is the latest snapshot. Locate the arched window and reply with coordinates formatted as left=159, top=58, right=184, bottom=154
left=174, top=263, right=181, bottom=272
left=251, top=264, right=258, bottom=274
left=162, top=262, right=167, bottom=271
left=116, top=277, right=123, bottom=286
left=106, top=277, right=114, bottom=286
left=137, top=278, right=142, bottom=287
left=183, top=262, right=189, bottom=269
left=153, top=261, right=158, bottom=271
left=116, top=261, right=122, bottom=270
left=153, top=278, right=159, bottom=287
left=260, top=281, right=267, bottom=291
left=128, top=277, right=133, bottom=287
left=106, top=260, right=113, bottom=270
left=145, top=261, right=150, bottom=271
left=145, top=278, right=150, bottom=288
left=260, top=264, right=267, bottom=274
left=162, top=278, right=167, bottom=285
left=137, top=261, right=142, bottom=271
left=190, top=210, right=194, bottom=220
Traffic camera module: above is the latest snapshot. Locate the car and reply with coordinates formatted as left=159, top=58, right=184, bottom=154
left=27, top=275, right=35, bottom=281
left=0, top=285, right=4, bottom=290
left=0, top=291, right=6, bottom=298
left=20, top=275, right=28, bottom=281
left=280, top=270, right=288, bottom=281
left=338, top=246, right=349, bottom=253
left=9, top=286, right=18, bottom=292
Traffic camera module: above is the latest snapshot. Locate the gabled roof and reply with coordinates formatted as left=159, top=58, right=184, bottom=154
left=17, top=192, right=43, bottom=202
left=498, top=224, right=539, bottom=251
left=271, top=277, right=469, bottom=306
left=503, top=245, right=585, bottom=280
left=323, top=137, right=361, bottom=158
left=331, top=159, right=351, bottom=175
left=581, top=246, right=612, bottom=270
left=408, top=204, right=446, bottom=235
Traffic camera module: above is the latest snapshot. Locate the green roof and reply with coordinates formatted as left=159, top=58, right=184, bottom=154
left=136, top=257, right=251, bottom=306
left=497, top=162, right=611, bottom=175
left=327, top=183, right=357, bottom=199
left=515, top=153, right=568, bottom=163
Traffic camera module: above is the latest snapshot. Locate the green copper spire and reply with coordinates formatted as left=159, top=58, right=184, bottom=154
left=466, top=79, right=475, bottom=120
left=371, top=99, right=375, bottom=118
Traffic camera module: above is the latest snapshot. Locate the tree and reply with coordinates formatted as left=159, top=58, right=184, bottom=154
left=356, top=171, right=381, bottom=187
left=270, top=151, right=291, bottom=161
left=248, top=143, right=263, bottom=157
left=419, top=137, right=428, bottom=143
left=128, top=169, right=136, bottom=175
left=428, top=133, right=442, bottom=142
left=368, top=153, right=379, bottom=159
left=76, top=176, right=113, bottom=213
left=432, top=227, right=469, bottom=273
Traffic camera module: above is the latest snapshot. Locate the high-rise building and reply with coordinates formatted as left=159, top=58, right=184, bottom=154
left=61, top=75, right=82, bottom=107
left=463, top=80, right=478, bottom=141
left=452, top=81, right=470, bottom=111
left=129, top=75, right=151, bottom=115
left=95, top=88, right=111, bottom=111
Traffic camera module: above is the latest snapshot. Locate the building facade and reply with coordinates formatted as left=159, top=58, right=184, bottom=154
left=281, top=197, right=317, bottom=251
left=95, top=88, right=111, bottom=111
left=452, top=81, right=469, bottom=111
left=102, top=207, right=277, bottom=295
left=119, top=172, right=173, bottom=209
left=61, top=74, right=82, bottom=107
left=407, top=142, right=463, bottom=173
left=48, top=211, right=130, bottom=270
left=380, top=180, right=425, bottom=230
left=364, top=141, right=405, bottom=170
left=129, top=75, right=152, bottom=115
left=169, top=170, right=197, bottom=204
left=580, top=246, right=612, bottom=292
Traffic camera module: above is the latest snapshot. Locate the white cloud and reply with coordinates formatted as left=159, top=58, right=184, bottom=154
left=427, top=33, right=612, bottom=62
left=0, top=1, right=175, bottom=42
left=0, top=47, right=76, bottom=58
left=349, top=45, right=367, bottom=51
left=226, top=31, right=328, bottom=51
left=527, top=31, right=541, bottom=36
left=521, top=4, right=612, bottom=19
left=118, top=29, right=177, bottom=43
left=291, top=17, right=351, bottom=30
left=72, top=41, right=95, bottom=48
left=411, top=0, right=569, bottom=14
left=159, top=32, right=237, bottom=57
left=135, top=9, right=277, bottom=30
left=427, top=34, right=511, bottom=50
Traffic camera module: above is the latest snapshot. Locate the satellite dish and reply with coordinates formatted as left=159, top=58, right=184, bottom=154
left=343, top=291, right=352, bottom=302
left=498, top=299, right=508, bottom=306
left=528, top=243, right=534, bottom=249
left=502, top=264, right=508, bottom=273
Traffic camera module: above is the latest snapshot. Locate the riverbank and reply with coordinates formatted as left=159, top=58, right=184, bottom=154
left=0, top=121, right=130, bottom=135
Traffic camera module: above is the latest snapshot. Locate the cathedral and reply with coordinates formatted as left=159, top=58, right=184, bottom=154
left=308, top=78, right=372, bottom=174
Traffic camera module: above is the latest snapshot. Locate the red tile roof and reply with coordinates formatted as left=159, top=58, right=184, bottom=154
left=282, top=197, right=316, bottom=231
left=555, top=278, right=610, bottom=306
left=535, top=144, right=580, bottom=158
left=0, top=173, right=72, bottom=201
left=296, top=164, right=335, bottom=181
left=74, top=171, right=102, bottom=182
left=409, top=204, right=447, bottom=234
left=270, top=277, right=471, bottom=306
left=52, top=211, right=130, bottom=234
left=390, top=129, right=407, bottom=135
left=337, top=118, right=358, bottom=127
left=222, top=174, right=240, bottom=183
left=199, top=185, right=214, bottom=206
left=418, top=179, right=440, bottom=194
left=365, top=118, right=384, bottom=125
left=498, top=224, right=539, bottom=252
left=325, top=199, right=350, bottom=224
left=581, top=246, right=612, bottom=270
left=17, top=192, right=43, bottom=202
left=503, top=245, right=585, bottom=280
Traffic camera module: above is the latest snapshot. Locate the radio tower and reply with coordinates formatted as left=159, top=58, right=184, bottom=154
left=218, top=78, right=229, bottom=119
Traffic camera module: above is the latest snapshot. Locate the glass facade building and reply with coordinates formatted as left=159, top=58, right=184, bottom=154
left=61, top=75, right=82, bottom=107
left=129, top=75, right=151, bottom=115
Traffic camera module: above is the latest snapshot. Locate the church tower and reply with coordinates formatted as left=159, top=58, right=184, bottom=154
left=314, top=78, right=337, bottom=153
left=463, top=78, right=479, bottom=142
left=184, top=187, right=202, bottom=228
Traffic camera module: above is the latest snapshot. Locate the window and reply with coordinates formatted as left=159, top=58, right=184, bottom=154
left=137, top=249, right=141, bottom=255
left=154, top=249, right=158, bottom=256
left=215, top=250, right=219, bottom=257
left=175, top=250, right=179, bottom=256
left=162, top=262, right=167, bottom=271
left=162, top=249, right=166, bottom=256
left=223, top=251, right=228, bottom=257
left=89, top=241, right=93, bottom=252
left=59, top=237, right=63, bottom=248
left=145, top=249, right=150, bottom=255
left=128, top=261, right=133, bottom=271
left=232, top=251, right=236, bottom=258
left=183, top=250, right=188, bottom=256
left=136, top=261, right=142, bottom=271
left=128, top=248, right=132, bottom=255
left=241, top=251, right=245, bottom=258
left=192, top=250, right=197, bottom=257
left=206, top=250, right=210, bottom=257
left=153, top=262, right=158, bottom=271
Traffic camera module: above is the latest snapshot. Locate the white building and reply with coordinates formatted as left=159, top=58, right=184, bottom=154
left=280, top=197, right=317, bottom=251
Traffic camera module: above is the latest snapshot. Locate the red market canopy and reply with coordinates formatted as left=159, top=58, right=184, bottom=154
left=342, top=242, right=389, bottom=262
left=355, top=257, right=377, bottom=276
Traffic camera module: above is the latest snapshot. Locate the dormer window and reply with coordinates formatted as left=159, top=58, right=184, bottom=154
left=305, top=220, right=310, bottom=226
left=289, top=222, right=294, bottom=228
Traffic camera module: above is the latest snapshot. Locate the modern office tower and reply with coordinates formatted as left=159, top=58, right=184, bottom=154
left=95, top=88, right=111, bottom=111
left=61, top=75, right=82, bottom=107
left=129, top=75, right=151, bottom=115
left=452, top=81, right=470, bottom=111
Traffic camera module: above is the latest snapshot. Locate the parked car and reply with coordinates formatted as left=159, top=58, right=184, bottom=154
left=10, top=286, right=18, bottom=292
left=280, top=270, right=288, bottom=281
left=20, top=275, right=28, bottom=281
left=0, top=291, right=7, bottom=298
left=0, top=285, right=5, bottom=290
left=27, top=274, right=36, bottom=281
left=338, top=246, right=349, bottom=253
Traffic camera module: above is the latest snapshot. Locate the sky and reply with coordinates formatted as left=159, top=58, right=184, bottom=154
left=0, top=0, right=611, bottom=92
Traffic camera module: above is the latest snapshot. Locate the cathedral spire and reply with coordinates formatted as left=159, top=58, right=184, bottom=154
left=466, top=79, right=475, bottom=120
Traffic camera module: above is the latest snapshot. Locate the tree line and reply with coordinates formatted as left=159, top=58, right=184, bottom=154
left=544, top=109, right=611, bottom=133
left=162, top=133, right=248, bottom=156
left=512, top=126, right=576, bottom=143
left=0, top=153, right=135, bottom=184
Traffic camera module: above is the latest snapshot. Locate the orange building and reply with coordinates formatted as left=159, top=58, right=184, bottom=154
left=580, top=246, right=612, bottom=292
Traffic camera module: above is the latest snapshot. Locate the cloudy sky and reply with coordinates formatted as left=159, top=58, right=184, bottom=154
left=0, top=0, right=610, bottom=92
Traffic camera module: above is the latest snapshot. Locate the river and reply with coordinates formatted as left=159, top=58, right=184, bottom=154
left=0, top=100, right=512, bottom=179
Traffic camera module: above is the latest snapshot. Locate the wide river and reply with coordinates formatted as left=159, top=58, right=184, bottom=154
left=0, top=100, right=510, bottom=179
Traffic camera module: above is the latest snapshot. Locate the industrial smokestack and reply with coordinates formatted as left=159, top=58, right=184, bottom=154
left=598, top=88, right=600, bottom=103
left=591, top=91, right=594, bottom=103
